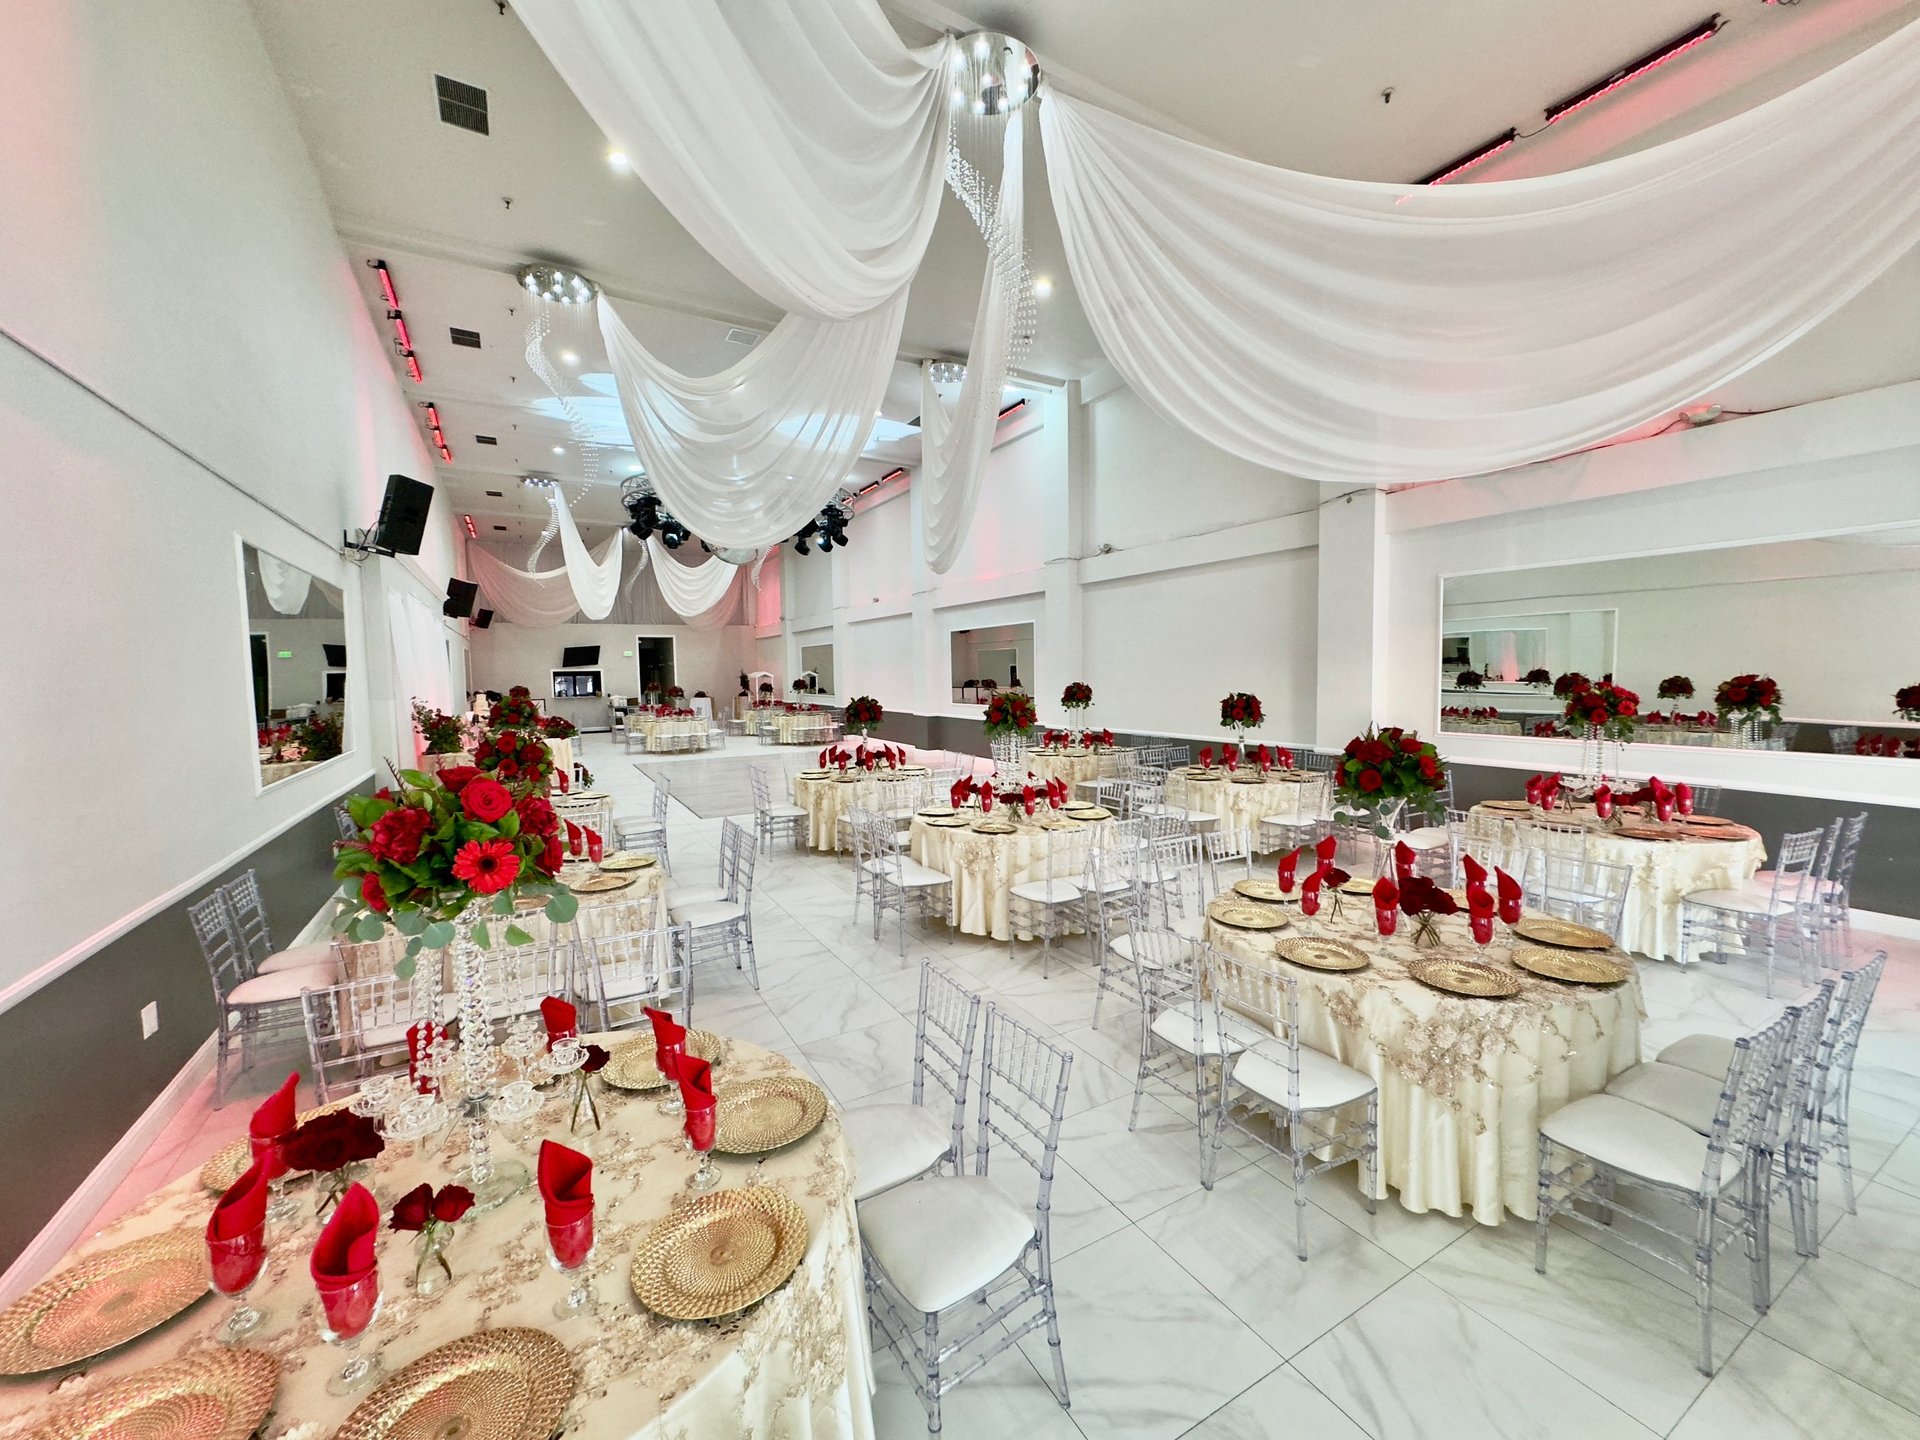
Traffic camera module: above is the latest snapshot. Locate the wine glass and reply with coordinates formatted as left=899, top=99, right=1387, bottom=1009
left=686, top=1097, right=720, bottom=1192
left=546, top=1212, right=595, bottom=1319
left=656, top=1042, right=686, bottom=1119
left=1298, top=880, right=1322, bottom=938
left=249, top=1134, right=299, bottom=1227
left=317, top=1270, right=384, bottom=1396
left=206, top=1223, right=268, bottom=1344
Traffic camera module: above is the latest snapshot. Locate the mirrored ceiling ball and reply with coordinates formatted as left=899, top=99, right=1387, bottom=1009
left=951, top=32, right=1040, bottom=117
left=708, top=546, right=760, bottom=565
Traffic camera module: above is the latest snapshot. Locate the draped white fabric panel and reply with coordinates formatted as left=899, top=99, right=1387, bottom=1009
left=553, top=490, right=623, bottom=619
left=514, top=0, right=952, bottom=320
left=1037, top=17, right=1920, bottom=484
left=647, top=538, right=738, bottom=628
left=468, top=532, right=625, bottom=628
left=921, top=114, right=1025, bottom=574
left=256, top=550, right=312, bottom=616
left=598, top=294, right=904, bottom=549
left=388, top=591, right=454, bottom=765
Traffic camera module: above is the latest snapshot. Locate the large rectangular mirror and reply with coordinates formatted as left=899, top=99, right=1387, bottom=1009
left=798, top=640, right=835, bottom=694
left=1439, top=536, right=1920, bottom=755
left=951, top=622, right=1035, bottom=703
left=242, top=541, right=347, bottom=787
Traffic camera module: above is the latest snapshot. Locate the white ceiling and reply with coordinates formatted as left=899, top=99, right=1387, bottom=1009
left=248, top=0, right=1920, bottom=540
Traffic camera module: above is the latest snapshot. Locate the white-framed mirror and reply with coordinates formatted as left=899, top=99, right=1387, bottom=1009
left=240, top=540, right=349, bottom=788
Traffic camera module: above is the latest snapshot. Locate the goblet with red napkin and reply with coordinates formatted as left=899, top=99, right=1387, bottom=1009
left=1524, top=775, right=1543, bottom=808
left=584, top=826, right=604, bottom=864
left=1198, top=746, right=1213, bottom=771
left=646, top=1005, right=687, bottom=1117
left=1495, top=867, right=1524, bottom=926
left=980, top=785, right=995, bottom=813
left=311, top=1182, right=384, bottom=1395
left=1276, top=849, right=1299, bottom=894
left=1649, top=777, right=1676, bottom=824
left=680, top=1056, right=721, bottom=1192
left=1467, top=887, right=1497, bottom=946
left=1393, top=840, right=1416, bottom=882
left=1316, top=834, right=1338, bottom=867
left=1299, top=868, right=1323, bottom=924
left=1372, top=876, right=1399, bottom=937
left=1593, top=784, right=1614, bottom=820
left=538, top=1140, right=596, bottom=1317
left=1223, top=744, right=1238, bottom=772
left=540, top=996, right=578, bottom=1049
left=208, top=1157, right=271, bottom=1343
left=950, top=776, right=973, bottom=808
left=249, top=1072, right=300, bottom=1222
left=1674, top=781, right=1694, bottom=817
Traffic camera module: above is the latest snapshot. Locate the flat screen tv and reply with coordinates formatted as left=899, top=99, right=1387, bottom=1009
left=552, top=670, right=602, bottom=698
left=561, top=644, right=600, bottom=667
left=323, top=643, right=347, bottom=668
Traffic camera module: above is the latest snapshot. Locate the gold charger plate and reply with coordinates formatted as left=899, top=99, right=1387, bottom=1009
left=924, top=815, right=972, bottom=828
left=1230, top=773, right=1266, bottom=784
left=0, top=1230, right=207, bottom=1375
left=200, top=1098, right=352, bottom=1192
left=1512, top=917, right=1615, bottom=950
left=1615, top=824, right=1680, bottom=842
left=1407, top=957, right=1522, bottom=999
left=1075, top=807, right=1112, bottom=821
left=1184, top=771, right=1224, bottom=782
left=630, top=1185, right=810, bottom=1321
left=32, top=1348, right=280, bottom=1440
left=333, top=1327, right=575, bottom=1440
left=1206, top=899, right=1291, bottom=931
left=917, top=806, right=957, bottom=817
left=597, top=851, right=658, bottom=872
left=1233, top=878, right=1292, bottom=904
left=714, top=1075, right=829, bottom=1154
left=1274, top=937, right=1369, bottom=972
left=602, top=1029, right=727, bottom=1091
left=566, top=871, right=637, bottom=895
left=797, top=769, right=831, bottom=779
left=1512, top=946, right=1631, bottom=986
left=971, top=820, right=1017, bottom=835
left=1063, top=801, right=1097, bottom=810
left=1481, top=799, right=1535, bottom=813
left=1339, top=876, right=1378, bottom=896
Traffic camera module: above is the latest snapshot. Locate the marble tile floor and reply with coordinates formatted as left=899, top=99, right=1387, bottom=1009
left=79, top=737, right=1920, bottom=1438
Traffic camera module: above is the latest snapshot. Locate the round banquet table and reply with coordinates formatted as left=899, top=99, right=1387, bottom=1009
left=1024, top=748, right=1103, bottom=790
left=793, top=769, right=932, bottom=852
left=1164, top=769, right=1325, bottom=839
left=627, top=717, right=706, bottom=752
left=909, top=810, right=1113, bottom=941
left=766, top=712, right=837, bottom=745
left=0, top=1035, right=875, bottom=1440
left=1204, top=898, right=1643, bottom=1224
left=1467, top=803, right=1766, bottom=962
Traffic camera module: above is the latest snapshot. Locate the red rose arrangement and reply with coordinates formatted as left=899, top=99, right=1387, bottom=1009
left=1856, top=733, right=1920, bottom=759
left=1442, top=706, right=1500, bottom=721
left=1714, top=673, right=1782, bottom=725
left=665, top=685, right=686, bottom=699
left=541, top=714, right=578, bottom=740
left=295, top=712, right=343, bottom=761
left=1561, top=678, right=1640, bottom=741
left=410, top=700, right=468, bottom=755
left=1894, top=685, right=1920, bottom=722
left=487, top=685, right=542, bottom=732
left=1060, top=681, right=1093, bottom=710
left=1335, top=726, right=1447, bottom=828
left=258, top=724, right=298, bottom=762
left=982, top=690, right=1038, bottom=740
left=281, top=1110, right=386, bottom=1215
left=1219, top=693, right=1264, bottom=731
left=1080, top=728, right=1114, bottom=748
left=473, top=730, right=554, bottom=787
left=1523, top=668, right=1552, bottom=686
left=844, top=695, right=885, bottom=731
left=1552, top=672, right=1590, bottom=698
left=390, top=1181, right=474, bottom=1288
left=1656, top=675, right=1696, bottom=701
left=1453, top=670, right=1484, bottom=690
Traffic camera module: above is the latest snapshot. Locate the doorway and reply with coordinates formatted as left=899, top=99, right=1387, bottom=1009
left=248, top=633, right=270, bottom=722
left=635, top=636, right=676, bottom=697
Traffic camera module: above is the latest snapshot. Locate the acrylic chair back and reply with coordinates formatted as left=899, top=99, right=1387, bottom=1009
left=720, top=817, right=758, bottom=901
left=218, top=869, right=278, bottom=971
left=913, top=962, right=985, bottom=1175
left=973, top=1006, right=1074, bottom=1216
left=1205, top=826, right=1257, bottom=889
left=1699, top=1007, right=1802, bottom=1192
left=1815, top=951, right=1886, bottom=1117
left=587, top=919, right=693, bottom=1032
left=189, top=891, right=249, bottom=998
left=1205, top=946, right=1305, bottom=1109
left=300, top=968, right=429, bottom=1104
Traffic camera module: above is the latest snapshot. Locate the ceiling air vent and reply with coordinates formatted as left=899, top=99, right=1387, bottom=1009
left=449, top=327, right=482, bottom=349
left=723, top=327, right=762, bottom=347
left=474, top=434, right=497, bottom=445
left=492, top=524, right=507, bottom=532
left=435, top=75, right=489, bottom=135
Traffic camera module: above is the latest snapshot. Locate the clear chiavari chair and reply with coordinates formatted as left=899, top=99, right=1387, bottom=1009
left=748, top=764, right=809, bottom=856
left=1205, top=945, right=1379, bottom=1259
left=192, top=891, right=330, bottom=1107
left=1256, top=772, right=1332, bottom=856
left=1126, top=928, right=1244, bottom=1168
left=333, top=804, right=358, bottom=843
left=1535, top=853, right=1632, bottom=943
left=667, top=821, right=745, bottom=914
left=298, top=966, right=433, bottom=1105
left=1681, top=825, right=1824, bottom=995
left=843, top=962, right=983, bottom=1202
left=677, top=817, right=760, bottom=989
left=1142, top=830, right=1210, bottom=941
left=219, top=868, right=340, bottom=978
left=1082, top=823, right=1147, bottom=1024
left=854, top=811, right=952, bottom=953
left=1203, top=825, right=1257, bottom=891
left=860, top=1006, right=1074, bottom=1434
left=584, top=920, right=693, bottom=1033
left=1007, top=827, right=1093, bottom=978
left=614, top=772, right=672, bottom=872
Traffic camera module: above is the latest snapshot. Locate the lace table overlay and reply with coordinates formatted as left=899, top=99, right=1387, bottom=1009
left=793, top=774, right=929, bottom=854
left=1205, top=900, right=1643, bottom=1224
left=0, top=1039, right=873, bottom=1440
left=909, top=814, right=1113, bottom=942
left=1165, top=771, right=1323, bottom=833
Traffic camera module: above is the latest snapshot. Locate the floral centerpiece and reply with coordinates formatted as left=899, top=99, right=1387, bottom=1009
left=1656, top=675, right=1696, bottom=701
left=282, top=1110, right=385, bottom=1216
left=1080, top=728, right=1115, bottom=748
left=1453, top=670, right=1485, bottom=690
left=295, top=712, right=343, bottom=762
left=488, top=685, right=542, bottom=732
left=845, top=695, right=884, bottom=733
left=757, top=681, right=774, bottom=701
left=258, top=724, right=297, bottom=762
left=389, top=1183, right=473, bottom=1294
left=1714, top=673, right=1783, bottom=727
left=1335, top=726, right=1447, bottom=833
left=1060, top=682, right=1093, bottom=711
left=540, top=714, right=578, bottom=740
left=1523, top=668, right=1552, bottom=686
left=1894, top=685, right=1920, bottom=722
left=982, top=690, right=1038, bottom=740
left=1562, top=679, right=1640, bottom=741
left=1219, top=693, right=1264, bottom=733
left=473, top=731, right=554, bottom=788
left=665, top=685, right=685, bottom=701
left=411, top=700, right=469, bottom=756
left=1552, top=672, right=1590, bottom=699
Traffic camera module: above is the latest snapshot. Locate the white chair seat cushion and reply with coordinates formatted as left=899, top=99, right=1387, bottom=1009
left=617, top=818, right=665, bottom=836
left=1397, top=829, right=1452, bottom=851
left=1540, top=1094, right=1741, bottom=1194
left=858, top=1176, right=1036, bottom=1313
left=843, top=1103, right=953, bottom=1203
left=1746, top=871, right=1837, bottom=895
left=1604, top=1062, right=1724, bottom=1135
left=1655, top=1034, right=1738, bottom=1081
left=1149, top=1001, right=1260, bottom=1057
left=228, top=963, right=340, bottom=1006
left=763, top=803, right=808, bottom=820
left=1232, top=1043, right=1376, bottom=1113
left=257, top=942, right=336, bottom=975
left=672, top=899, right=747, bottom=927
left=1170, top=914, right=1207, bottom=942
left=1684, top=888, right=1793, bottom=917
left=666, top=883, right=727, bottom=910
left=861, top=859, right=950, bottom=889
left=1010, top=879, right=1082, bottom=905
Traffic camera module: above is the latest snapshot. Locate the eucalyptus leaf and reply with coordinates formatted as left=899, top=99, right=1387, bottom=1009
left=351, top=913, right=387, bottom=943
left=544, top=891, right=580, bottom=924
left=393, top=954, right=417, bottom=981
left=504, top=923, right=534, bottom=947
left=492, top=892, right=514, bottom=916
left=422, top=920, right=456, bottom=950
left=471, top=920, right=492, bottom=950
left=404, top=936, right=423, bottom=959
left=391, top=908, right=428, bottom=937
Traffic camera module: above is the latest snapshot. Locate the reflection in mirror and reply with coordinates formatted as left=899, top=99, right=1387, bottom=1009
left=951, top=622, right=1035, bottom=704
left=1440, top=536, right=1920, bottom=756
left=242, top=542, right=347, bottom=786
left=798, top=641, right=835, bottom=694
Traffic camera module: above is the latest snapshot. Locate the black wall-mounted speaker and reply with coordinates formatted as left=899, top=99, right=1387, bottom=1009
left=373, top=474, right=435, bottom=556
left=443, top=578, right=479, bottom=618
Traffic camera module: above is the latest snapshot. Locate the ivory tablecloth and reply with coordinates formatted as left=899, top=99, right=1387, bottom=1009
left=1467, top=805, right=1766, bottom=961
left=794, top=771, right=932, bottom=852
left=627, top=718, right=706, bottom=752
left=1205, top=902, right=1642, bottom=1224
left=0, top=1036, right=874, bottom=1440
left=1024, top=749, right=1103, bottom=790
left=766, top=713, right=837, bottom=745
left=908, top=812, right=1112, bottom=941
left=1165, top=770, right=1325, bottom=838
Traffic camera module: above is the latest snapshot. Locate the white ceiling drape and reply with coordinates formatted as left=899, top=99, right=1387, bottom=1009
left=1037, top=16, right=1920, bottom=484
left=388, top=591, right=454, bottom=766
left=513, top=0, right=954, bottom=320
left=467, top=529, right=625, bottom=628
left=256, top=550, right=313, bottom=616
left=553, top=488, right=623, bottom=619
left=598, top=292, right=904, bottom=549
left=646, top=537, right=738, bottom=628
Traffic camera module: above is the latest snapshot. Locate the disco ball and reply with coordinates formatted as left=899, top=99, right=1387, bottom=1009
left=707, top=546, right=759, bottom=565
left=950, top=32, right=1040, bottom=118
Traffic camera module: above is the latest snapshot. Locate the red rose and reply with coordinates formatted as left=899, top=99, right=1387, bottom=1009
left=1618, top=700, right=1638, bottom=717
left=281, top=1110, right=384, bottom=1174
left=516, top=794, right=558, bottom=838
left=1399, top=736, right=1422, bottom=754
left=498, top=760, right=519, bottom=779
left=389, top=1182, right=433, bottom=1232
left=360, top=872, right=390, bottom=913
left=461, top=777, right=513, bottom=824
left=432, top=1185, right=475, bottom=1223
left=452, top=839, right=521, bottom=894
left=1358, top=768, right=1384, bottom=793
left=368, top=807, right=431, bottom=863
left=539, top=836, right=564, bottom=875
left=582, top=1044, right=610, bottom=1074
left=438, top=765, right=480, bottom=794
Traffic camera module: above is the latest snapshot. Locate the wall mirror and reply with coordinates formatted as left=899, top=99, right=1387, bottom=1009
left=798, top=641, right=836, bottom=694
left=950, top=622, right=1035, bottom=703
left=1439, top=535, right=1920, bottom=756
left=242, top=541, right=347, bottom=787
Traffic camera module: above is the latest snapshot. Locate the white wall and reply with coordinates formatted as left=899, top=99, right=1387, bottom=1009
left=469, top=620, right=755, bottom=720
left=0, top=0, right=458, bottom=993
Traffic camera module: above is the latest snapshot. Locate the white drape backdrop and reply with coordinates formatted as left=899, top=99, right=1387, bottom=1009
left=553, top=488, right=623, bottom=619
left=256, top=550, right=312, bottom=616
left=598, top=293, right=904, bottom=549
left=647, top=538, right=738, bottom=629
left=388, top=591, right=455, bottom=766
left=1037, top=16, right=1920, bottom=484
left=468, top=530, right=626, bottom=628
left=514, top=0, right=953, bottom=320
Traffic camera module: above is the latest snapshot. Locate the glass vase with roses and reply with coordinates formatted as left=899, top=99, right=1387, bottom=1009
left=1335, top=726, right=1448, bottom=837
left=487, top=685, right=543, bottom=732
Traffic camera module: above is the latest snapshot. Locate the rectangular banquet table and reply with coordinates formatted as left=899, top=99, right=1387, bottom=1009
left=1205, top=895, right=1643, bottom=1224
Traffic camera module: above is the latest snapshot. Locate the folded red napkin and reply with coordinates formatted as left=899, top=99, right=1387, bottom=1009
left=565, top=819, right=583, bottom=856
left=1524, top=774, right=1543, bottom=806
left=1495, top=867, right=1524, bottom=925
left=310, top=1181, right=380, bottom=1293
left=541, top=996, right=578, bottom=1048
left=1223, top=744, right=1238, bottom=772
left=209, top=1156, right=270, bottom=1241
left=1542, top=773, right=1563, bottom=810
left=250, top=1072, right=298, bottom=1143
left=1315, top=834, right=1337, bottom=865
left=538, top=1139, right=594, bottom=1223
left=950, top=776, right=973, bottom=807
left=1275, top=747, right=1295, bottom=769
left=1461, top=854, right=1488, bottom=900
left=1021, top=784, right=1036, bottom=817
left=1300, top=868, right=1323, bottom=916
left=817, top=747, right=829, bottom=768
left=1674, top=781, right=1694, bottom=816
left=1198, top=746, right=1213, bottom=770
left=644, top=1004, right=684, bottom=1058
left=1393, top=840, right=1415, bottom=880
left=980, top=786, right=995, bottom=813
left=584, top=826, right=603, bottom=864
left=555, top=768, right=570, bottom=794
left=1468, top=886, right=1496, bottom=944
left=1594, top=783, right=1614, bottom=819
left=1277, top=850, right=1298, bottom=892
left=1372, top=876, right=1399, bottom=936
left=680, top=1056, right=717, bottom=1151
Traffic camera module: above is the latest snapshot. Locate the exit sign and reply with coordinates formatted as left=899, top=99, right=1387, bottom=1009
left=276, top=650, right=294, bottom=659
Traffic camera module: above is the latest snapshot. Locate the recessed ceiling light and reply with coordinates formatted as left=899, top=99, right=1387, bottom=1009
left=552, top=445, right=565, bottom=454
left=607, top=148, right=627, bottom=168
left=560, top=350, right=579, bottom=366
left=1034, top=275, right=1054, bottom=298
left=626, top=461, right=643, bottom=473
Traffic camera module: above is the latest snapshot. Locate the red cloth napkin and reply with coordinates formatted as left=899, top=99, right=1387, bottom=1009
left=310, top=1181, right=380, bottom=1331
left=1675, top=782, right=1694, bottom=816
left=565, top=820, right=584, bottom=856
left=1461, top=854, right=1488, bottom=904
left=541, top=996, right=578, bottom=1048
left=1300, top=868, right=1323, bottom=916
left=1372, top=876, right=1399, bottom=936
left=679, top=1056, right=717, bottom=1151
left=1277, top=850, right=1298, bottom=892
left=1198, top=746, right=1213, bottom=770
left=210, top=1156, right=270, bottom=1241
left=250, top=1073, right=298, bottom=1143
left=584, top=827, right=603, bottom=864
left=1468, top=887, right=1496, bottom=944
left=1495, top=867, right=1524, bottom=925
left=1275, top=747, right=1295, bottom=770
left=1524, top=774, right=1543, bottom=806
left=1542, top=774, right=1563, bottom=811
left=1594, top=783, right=1614, bottom=819
left=1315, top=834, right=1337, bottom=865
left=1393, top=840, right=1415, bottom=881
left=538, top=1139, right=594, bottom=1223
left=1223, top=744, right=1238, bottom=772
left=950, top=776, right=973, bottom=807
left=980, top=786, right=995, bottom=813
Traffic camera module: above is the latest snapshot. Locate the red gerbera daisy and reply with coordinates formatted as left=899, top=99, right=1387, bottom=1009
left=452, top=838, right=520, bottom=894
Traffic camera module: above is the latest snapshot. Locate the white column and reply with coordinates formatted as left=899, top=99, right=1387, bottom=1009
left=1314, top=489, right=1389, bottom=748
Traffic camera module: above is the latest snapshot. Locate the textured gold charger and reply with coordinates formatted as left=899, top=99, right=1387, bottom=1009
left=565, top=871, right=636, bottom=895
left=1074, top=807, right=1112, bottom=821
left=1406, top=957, right=1522, bottom=999
left=29, top=1348, right=280, bottom=1440
left=797, top=769, right=830, bottom=779
left=1338, top=876, right=1378, bottom=896
left=596, top=851, right=658, bottom=872
left=1274, top=937, right=1369, bottom=972
left=199, top=1099, right=353, bottom=1192
left=0, top=1230, right=207, bottom=1375
left=924, top=815, right=971, bottom=828
left=1185, top=771, right=1224, bottom=782
left=917, top=806, right=956, bottom=817
left=1481, top=799, right=1534, bottom=813
left=1230, top=773, right=1266, bottom=784
left=1615, top=824, right=1680, bottom=842
left=1512, top=917, right=1614, bottom=950
left=331, top=1327, right=575, bottom=1440
left=714, top=1076, right=829, bottom=1154
left=1206, top=899, right=1290, bottom=932
left=1233, top=878, right=1292, bottom=903
left=602, top=1030, right=726, bottom=1092
left=1511, top=946, right=1631, bottom=986
left=629, top=1186, right=810, bottom=1321
left=971, top=820, right=1017, bottom=835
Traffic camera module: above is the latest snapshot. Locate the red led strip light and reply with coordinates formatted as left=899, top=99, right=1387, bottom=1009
left=423, top=403, right=452, bottom=463
left=1544, top=16, right=1723, bottom=126
left=368, top=258, right=423, bottom=383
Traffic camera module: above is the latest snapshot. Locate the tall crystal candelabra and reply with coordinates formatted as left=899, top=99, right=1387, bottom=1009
left=449, top=913, right=529, bottom=1211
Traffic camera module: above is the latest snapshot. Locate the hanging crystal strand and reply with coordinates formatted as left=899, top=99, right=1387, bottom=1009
left=448, top=914, right=529, bottom=1209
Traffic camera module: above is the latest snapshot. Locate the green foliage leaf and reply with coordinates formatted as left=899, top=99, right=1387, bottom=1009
left=544, top=891, right=580, bottom=924
left=421, top=920, right=456, bottom=950
left=471, top=920, right=492, bottom=950
left=390, top=907, right=428, bottom=937
left=397, top=769, right=433, bottom=788
left=351, top=912, right=387, bottom=943
left=503, top=923, right=534, bottom=947
left=492, top=892, right=514, bottom=916
left=393, top=954, right=417, bottom=981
